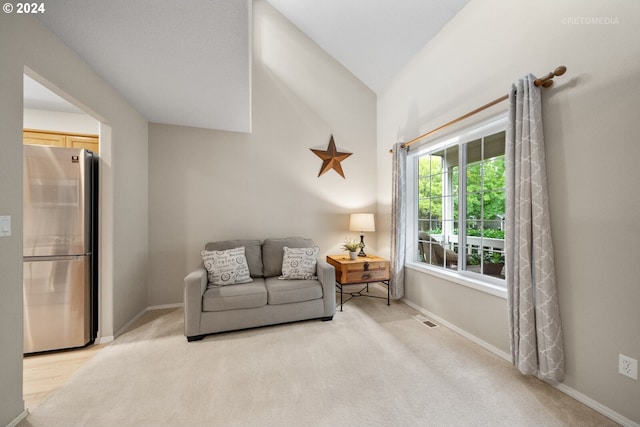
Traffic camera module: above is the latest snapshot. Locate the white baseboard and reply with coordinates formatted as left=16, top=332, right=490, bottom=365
left=8, top=409, right=29, bottom=427
left=551, top=382, right=639, bottom=427
left=400, top=298, right=639, bottom=427
left=114, top=303, right=183, bottom=337
left=148, top=302, right=183, bottom=310
left=401, top=298, right=511, bottom=361
left=95, top=335, right=114, bottom=344
left=114, top=307, right=148, bottom=337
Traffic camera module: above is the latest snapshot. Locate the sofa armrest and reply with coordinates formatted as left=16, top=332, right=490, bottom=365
left=316, top=260, right=336, bottom=317
left=184, top=267, right=208, bottom=337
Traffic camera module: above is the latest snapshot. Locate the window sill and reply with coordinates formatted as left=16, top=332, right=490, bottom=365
left=405, top=261, right=508, bottom=299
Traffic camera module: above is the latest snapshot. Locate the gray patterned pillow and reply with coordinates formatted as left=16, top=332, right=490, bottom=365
left=201, top=246, right=253, bottom=286
left=279, top=246, right=319, bottom=280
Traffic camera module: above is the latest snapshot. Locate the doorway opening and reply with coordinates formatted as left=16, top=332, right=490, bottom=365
left=22, top=71, right=105, bottom=411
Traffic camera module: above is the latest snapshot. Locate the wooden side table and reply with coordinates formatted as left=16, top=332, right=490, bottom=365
left=326, top=254, right=390, bottom=311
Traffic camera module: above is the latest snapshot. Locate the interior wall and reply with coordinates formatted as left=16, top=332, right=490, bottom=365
left=147, top=0, right=377, bottom=306
left=23, top=108, right=99, bottom=135
left=0, top=14, right=148, bottom=424
left=0, top=14, right=28, bottom=426
left=376, top=0, right=640, bottom=423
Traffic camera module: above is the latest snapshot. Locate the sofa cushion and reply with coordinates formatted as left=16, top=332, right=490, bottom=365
left=280, top=246, right=319, bottom=280
left=265, top=277, right=323, bottom=305
left=263, top=237, right=315, bottom=277
left=205, top=239, right=263, bottom=277
left=201, top=247, right=252, bottom=286
left=203, top=279, right=267, bottom=312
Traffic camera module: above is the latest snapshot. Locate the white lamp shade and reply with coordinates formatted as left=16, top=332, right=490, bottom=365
left=349, top=213, right=375, bottom=232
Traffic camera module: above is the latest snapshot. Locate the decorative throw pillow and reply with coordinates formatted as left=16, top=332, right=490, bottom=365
left=279, top=246, right=319, bottom=280
left=201, top=247, right=253, bottom=286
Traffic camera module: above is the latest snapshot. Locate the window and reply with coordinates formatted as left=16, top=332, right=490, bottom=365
left=407, top=115, right=507, bottom=286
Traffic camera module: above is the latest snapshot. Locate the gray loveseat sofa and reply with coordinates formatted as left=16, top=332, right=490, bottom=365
left=184, top=237, right=336, bottom=341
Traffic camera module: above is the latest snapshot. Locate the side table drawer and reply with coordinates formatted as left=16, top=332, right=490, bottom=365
left=342, top=261, right=387, bottom=272
left=345, top=269, right=388, bottom=283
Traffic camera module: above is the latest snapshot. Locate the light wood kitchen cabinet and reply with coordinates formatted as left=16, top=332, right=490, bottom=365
left=65, top=134, right=99, bottom=152
left=23, top=131, right=66, bottom=148
left=23, top=129, right=99, bottom=153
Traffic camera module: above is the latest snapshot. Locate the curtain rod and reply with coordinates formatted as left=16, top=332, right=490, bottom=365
left=389, top=66, right=567, bottom=153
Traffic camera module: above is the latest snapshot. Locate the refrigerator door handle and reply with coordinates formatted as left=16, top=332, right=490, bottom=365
left=23, top=255, right=85, bottom=262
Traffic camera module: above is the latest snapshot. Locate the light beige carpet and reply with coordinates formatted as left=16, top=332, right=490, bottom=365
left=19, top=287, right=617, bottom=426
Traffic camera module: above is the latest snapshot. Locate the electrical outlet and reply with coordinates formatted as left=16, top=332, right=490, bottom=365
left=619, top=354, right=638, bottom=380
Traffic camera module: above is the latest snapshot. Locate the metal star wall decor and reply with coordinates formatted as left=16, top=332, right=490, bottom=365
left=310, top=135, right=352, bottom=178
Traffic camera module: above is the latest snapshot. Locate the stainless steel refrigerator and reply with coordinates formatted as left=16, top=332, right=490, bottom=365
left=23, top=145, right=98, bottom=354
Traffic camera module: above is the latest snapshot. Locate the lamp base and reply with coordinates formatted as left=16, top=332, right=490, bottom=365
left=358, top=234, right=367, bottom=257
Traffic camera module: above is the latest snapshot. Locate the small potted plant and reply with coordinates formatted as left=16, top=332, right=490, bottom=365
left=483, top=251, right=505, bottom=276
left=341, top=237, right=362, bottom=260
left=467, top=252, right=481, bottom=266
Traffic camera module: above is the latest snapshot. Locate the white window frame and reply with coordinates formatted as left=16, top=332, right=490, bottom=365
left=405, top=113, right=508, bottom=299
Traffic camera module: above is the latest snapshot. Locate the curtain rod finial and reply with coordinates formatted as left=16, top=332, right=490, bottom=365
left=534, top=65, right=567, bottom=87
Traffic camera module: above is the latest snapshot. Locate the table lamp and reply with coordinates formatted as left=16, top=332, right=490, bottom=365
left=349, top=213, right=375, bottom=257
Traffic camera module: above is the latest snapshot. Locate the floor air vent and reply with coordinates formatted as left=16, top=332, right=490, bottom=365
left=412, top=314, right=439, bottom=328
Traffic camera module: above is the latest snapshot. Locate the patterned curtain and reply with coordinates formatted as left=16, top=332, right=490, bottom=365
left=505, top=74, right=565, bottom=382
left=390, top=142, right=407, bottom=299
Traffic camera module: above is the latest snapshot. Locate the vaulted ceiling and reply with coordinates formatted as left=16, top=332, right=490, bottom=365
left=30, top=0, right=469, bottom=132
left=36, top=0, right=251, bottom=132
